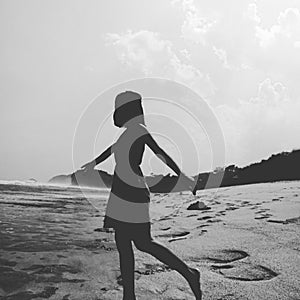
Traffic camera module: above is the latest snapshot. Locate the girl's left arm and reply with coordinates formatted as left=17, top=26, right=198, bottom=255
left=94, top=144, right=114, bottom=165
left=81, top=143, right=114, bottom=170
left=141, top=125, right=195, bottom=191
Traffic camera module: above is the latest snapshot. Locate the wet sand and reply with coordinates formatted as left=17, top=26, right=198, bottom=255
left=0, top=181, right=299, bottom=299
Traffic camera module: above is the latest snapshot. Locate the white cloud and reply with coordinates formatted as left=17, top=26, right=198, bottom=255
left=255, top=7, right=300, bottom=48
left=106, top=31, right=172, bottom=74
left=106, top=30, right=215, bottom=99
left=175, top=0, right=217, bottom=45
left=174, top=0, right=259, bottom=70
left=216, top=78, right=300, bottom=166
left=212, top=46, right=242, bottom=70
left=247, top=2, right=261, bottom=24
left=250, top=78, right=287, bottom=104
left=174, top=1, right=300, bottom=101
left=179, top=48, right=192, bottom=60
left=249, top=5, right=300, bottom=86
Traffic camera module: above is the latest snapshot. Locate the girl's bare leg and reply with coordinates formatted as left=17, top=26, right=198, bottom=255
left=133, top=237, right=202, bottom=300
left=115, top=230, right=136, bottom=300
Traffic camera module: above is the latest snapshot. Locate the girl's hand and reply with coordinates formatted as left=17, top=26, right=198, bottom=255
left=81, top=161, right=96, bottom=172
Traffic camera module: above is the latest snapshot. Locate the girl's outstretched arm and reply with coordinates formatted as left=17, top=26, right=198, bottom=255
left=141, top=125, right=195, bottom=190
left=81, top=144, right=114, bottom=171
left=94, top=144, right=114, bottom=165
left=145, top=133, right=181, bottom=176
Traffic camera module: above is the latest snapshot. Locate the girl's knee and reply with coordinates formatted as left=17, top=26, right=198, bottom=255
left=133, top=237, right=154, bottom=252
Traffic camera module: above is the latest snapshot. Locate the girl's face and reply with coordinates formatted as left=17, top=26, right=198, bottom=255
left=113, top=98, right=145, bottom=128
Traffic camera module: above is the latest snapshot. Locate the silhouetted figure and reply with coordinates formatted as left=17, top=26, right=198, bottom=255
left=81, top=91, right=202, bottom=300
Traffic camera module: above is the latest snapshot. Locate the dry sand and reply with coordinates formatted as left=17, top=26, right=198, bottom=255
left=0, top=181, right=299, bottom=299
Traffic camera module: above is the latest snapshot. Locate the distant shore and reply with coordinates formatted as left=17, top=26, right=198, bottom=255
left=49, top=149, right=300, bottom=193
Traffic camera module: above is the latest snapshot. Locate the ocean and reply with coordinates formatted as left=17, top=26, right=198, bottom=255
left=0, top=181, right=111, bottom=252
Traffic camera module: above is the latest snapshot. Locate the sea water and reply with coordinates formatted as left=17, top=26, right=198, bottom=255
left=0, top=180, right=110, bottom=252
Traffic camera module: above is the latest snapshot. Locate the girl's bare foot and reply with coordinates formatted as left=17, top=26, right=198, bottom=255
left=187, top=267, right=202, bottom=300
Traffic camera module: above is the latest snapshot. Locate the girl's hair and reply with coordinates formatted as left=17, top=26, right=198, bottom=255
left=113, top=91, right=145, bottom=128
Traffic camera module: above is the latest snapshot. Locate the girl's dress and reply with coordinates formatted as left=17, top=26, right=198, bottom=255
left=103, top=124, right=151, bottom=231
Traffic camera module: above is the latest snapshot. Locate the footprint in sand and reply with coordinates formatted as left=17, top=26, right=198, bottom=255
left=158, top=215, right=173, bottom=221
left=135, top=263, right=172, bottom=276
left=210, top=263, right=278, bottom=281
left=168, top=236, right=188, bottom=243
left=225, top=205, right=239, bottom=211
left=155, top=230, right=190, bottom=243
left=204, top=249, right=249, bottom=263
left=197, top=216, right=213, bottom=221
left=249, top=205, right=260, bottom=210
left=216, top=293, right=237, bottom=300
left=286, top=216, right=300, bottom=224
left=254, top=214, right=272, bottom=220
left=188, top=249, right=248, bottom=264
left=256, top=209, right=269, bottom=213
left=196, top=229, right=208, bottom=236
left=187, top=213, right=198, bottom=218
left=206, top=249, right=278, bottom=281
left=196, top=224, right=209, bottom=229
left=160, top=226, right=171, bottom=231
left=267, top=219, right=288, bottom=224
left=165, top=204, right=177, bottom=208
left=254, top=208, right=272, bottom=220
left=254, top=210, right=272, bottom=220
left=241, top=200, right=250, bottom=205
left=156, top=231, right=190, bottom=239
left=119, top=265, right=170, bottom=287
left=267, top=216, right=300, bottom=225
left=216, top=210, right=226, bottom=216
left=207, top=218, right=222, bottom=223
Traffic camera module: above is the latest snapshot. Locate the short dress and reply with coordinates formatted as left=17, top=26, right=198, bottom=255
left=103, top=125, right=151, bottom=231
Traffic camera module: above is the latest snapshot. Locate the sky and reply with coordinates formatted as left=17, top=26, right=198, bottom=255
left=1, top=0, right=300, bottom=182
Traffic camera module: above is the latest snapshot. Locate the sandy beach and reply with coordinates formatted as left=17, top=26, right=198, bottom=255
left=0, top=180, right=299, bottom=300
